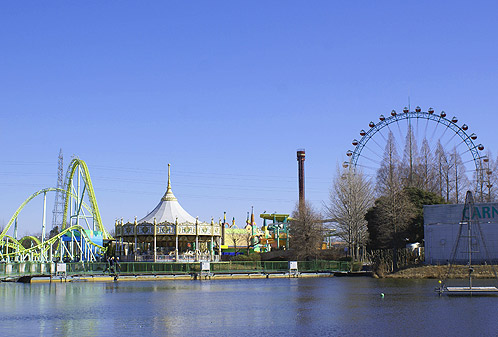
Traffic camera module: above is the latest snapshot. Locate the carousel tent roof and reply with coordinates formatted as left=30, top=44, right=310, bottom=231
left=138, top=164, right=197, bottom=224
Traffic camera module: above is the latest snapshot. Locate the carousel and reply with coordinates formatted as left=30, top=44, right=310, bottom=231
left=114, top=165, right=222, bottom=262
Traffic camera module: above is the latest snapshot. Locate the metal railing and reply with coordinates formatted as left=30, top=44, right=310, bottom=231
left=0, top=260, right=352, bottom=279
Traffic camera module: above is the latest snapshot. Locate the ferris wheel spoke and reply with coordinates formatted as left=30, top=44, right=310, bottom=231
left=450, top=139, right=467, bottom=152
left=385, top=123, right=396, bottom=143
left=368, top=134, right=387, bottom=153
left=356, top=152, right=381, bottom=166
left=361, top=143, right=384, bottom=161
left=424, top=118, right=430, bottom=139
left=354, top=162, right=379, bottom=172
left=415, top=117, right=421, bottom=143
left=430, top=117, right=442, bottom=141
left=462, top=157, right=478, bottom=165
left=465, top=167, right=480, bottom=174
left=395, top=119, right=403, bottom=142
left=459, top=147, right=473, bottom=156
left=442, top=131, right=459, bottom=149
left=438, top=122, right=452, bottom=141
left=376, top=128, right=388, bottom=144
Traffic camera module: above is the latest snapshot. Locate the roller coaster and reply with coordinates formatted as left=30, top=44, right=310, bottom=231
left=0, top=158, right=112, bottom=263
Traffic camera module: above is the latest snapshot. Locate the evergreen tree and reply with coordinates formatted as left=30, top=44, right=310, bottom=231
left=366, top=187, right=444, bottom=249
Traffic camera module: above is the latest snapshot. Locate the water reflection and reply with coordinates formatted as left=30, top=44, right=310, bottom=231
left=2, top=278, right=498, bottom=336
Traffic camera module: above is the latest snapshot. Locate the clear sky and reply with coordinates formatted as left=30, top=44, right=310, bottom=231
left=2, top=1, right=498, bottom=235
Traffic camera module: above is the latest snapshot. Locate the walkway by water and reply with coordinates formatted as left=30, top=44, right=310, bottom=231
left=1, top=278, right=498, bottom=336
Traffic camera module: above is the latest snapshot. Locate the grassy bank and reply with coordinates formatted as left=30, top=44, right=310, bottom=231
left=382, top=265, right=498, bottom=279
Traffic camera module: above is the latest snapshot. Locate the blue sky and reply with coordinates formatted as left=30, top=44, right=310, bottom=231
left=2, top=1, right=498, bottom=235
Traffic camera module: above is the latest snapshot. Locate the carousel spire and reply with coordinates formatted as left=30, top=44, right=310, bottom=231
left=162, top=163, right=177, bottom=201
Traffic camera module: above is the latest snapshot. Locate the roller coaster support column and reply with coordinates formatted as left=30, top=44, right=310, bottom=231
left=60, top=237, right=64, bottom=262
left=14, top=218, right=19, bottom=259
left=41, top=191, right=47, bottom=261
left=14, top=218, right=18, bottom=241
left=71, top=233, right=74, bottom=260
left=6, top=237, right=10, bottom=262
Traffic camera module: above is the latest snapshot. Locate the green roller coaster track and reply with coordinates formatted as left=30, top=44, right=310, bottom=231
left=0, top=158, right=111, bottom=262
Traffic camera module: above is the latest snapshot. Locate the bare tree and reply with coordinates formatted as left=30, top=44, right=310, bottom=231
left=326, top=166, right=374, bottom=261
left=478, top=151, right=498, bottom=202
left=289, top=201, right=323, bottom=261
left=375, top=131, right=415, bottom=269
left=435, top=140, right=453, bottom=201
left=401, top=123, right=419, bottom=187
left=449, top=147, right=469, bottom=203
left=227, top=229, right=241, bottom=254
left=376, top=131, right=402, bottom=195
left=241, top=230, right=253, bottom=254
left=417, top=138, right=436, bottom=193
left=474, top=164, right=486, bottom=203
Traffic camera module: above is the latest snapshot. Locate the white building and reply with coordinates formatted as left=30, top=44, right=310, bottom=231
left=424, top=203, right=498, bottom=264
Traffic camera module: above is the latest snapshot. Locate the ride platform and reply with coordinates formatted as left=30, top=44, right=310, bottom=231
left=444, top=286, right=498, bottom=295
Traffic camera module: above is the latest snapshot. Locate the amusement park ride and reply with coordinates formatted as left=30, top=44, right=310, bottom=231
left=343, top=106, right=489, bottom=200
left=258, top=213, right=290, bottom=251
left=0, top=158, right=112, bottom=263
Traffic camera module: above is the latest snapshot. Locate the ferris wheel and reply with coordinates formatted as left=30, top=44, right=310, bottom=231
left=343, top=106, right=490, bottom=202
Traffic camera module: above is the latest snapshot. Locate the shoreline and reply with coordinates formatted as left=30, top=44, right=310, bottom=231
left=6, top=265, right=498, bottom=282
left=11, top=272, right=336, bottom=284
left=382, top=264, right=498, bottom=279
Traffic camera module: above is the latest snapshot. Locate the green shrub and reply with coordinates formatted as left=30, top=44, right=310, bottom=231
left=233, top=253, right=261, bottom=261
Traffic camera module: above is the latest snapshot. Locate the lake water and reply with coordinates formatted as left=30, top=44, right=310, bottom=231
left=1, top=277, right=498, bottom=336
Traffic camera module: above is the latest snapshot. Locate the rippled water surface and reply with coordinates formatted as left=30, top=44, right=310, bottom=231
left=1, top=277, right=498, bottom=336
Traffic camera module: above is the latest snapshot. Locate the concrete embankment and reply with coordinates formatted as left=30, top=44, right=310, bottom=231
left=26, top=272, right=336, bottom=283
